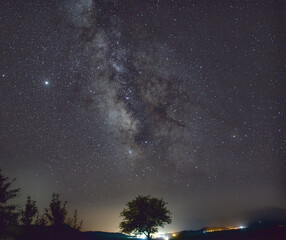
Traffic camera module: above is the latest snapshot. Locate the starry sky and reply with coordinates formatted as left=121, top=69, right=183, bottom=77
left=0, top=0, right=285, bottom=233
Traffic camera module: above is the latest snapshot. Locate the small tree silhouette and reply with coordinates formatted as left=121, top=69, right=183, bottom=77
left=67, top=209, right=83, bottom=230
left=35, top=212, right=48, bottom=226
left=45, top=193, right=67, bottom=226
left=20, top=195, right=38, bottom=225
left=120, top=195, right=171, bottom=240
left=0, top=169, right=20, bottom=231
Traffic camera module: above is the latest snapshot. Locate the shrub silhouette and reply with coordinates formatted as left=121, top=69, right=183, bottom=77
left=35, top=211, right=49, bottom=226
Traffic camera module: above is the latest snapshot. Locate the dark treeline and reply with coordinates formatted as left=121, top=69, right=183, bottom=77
left=0, top=169, right=83, bottom=236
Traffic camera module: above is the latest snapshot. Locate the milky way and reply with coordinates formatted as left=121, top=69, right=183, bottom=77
left=0, top=0, right=285, bottom=232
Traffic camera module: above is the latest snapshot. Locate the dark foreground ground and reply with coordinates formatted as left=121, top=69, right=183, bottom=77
left=1, top=221, right=286, bottom=240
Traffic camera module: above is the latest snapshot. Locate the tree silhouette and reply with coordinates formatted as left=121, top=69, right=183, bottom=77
left=20, top=195, right=38, bottom=225
left=119, top=195, right=171, bottom=240
left=35, top=212, right=48, bottom=226
left=0, top=169, right=20, bottom=232
left=67, top=209, right=83, bottom=230
left=45, top=193, right=67, bottom=226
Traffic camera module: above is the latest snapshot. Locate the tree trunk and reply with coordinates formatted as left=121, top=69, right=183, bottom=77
left=147, top=232, right=151, bottom=240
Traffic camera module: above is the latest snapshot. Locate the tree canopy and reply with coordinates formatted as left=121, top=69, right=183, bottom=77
left=0, top=169, right=20, bottom=231
left=67, top=209, right=83, bottom=231
left=119, top=195, right=171, bottom=240
left=45, top=193, right=68, bottom=226
left=20, top=195, right=38, bottom=225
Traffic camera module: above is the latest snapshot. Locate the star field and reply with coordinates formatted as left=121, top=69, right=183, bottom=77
left=0, top=0, right=285, bottom=232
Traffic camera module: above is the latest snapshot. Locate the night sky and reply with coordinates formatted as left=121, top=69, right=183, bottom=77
left=0, top=0, right=285, bottom=233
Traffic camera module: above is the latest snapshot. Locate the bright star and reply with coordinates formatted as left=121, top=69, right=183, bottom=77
left=44, top=81, right=49, bottom=85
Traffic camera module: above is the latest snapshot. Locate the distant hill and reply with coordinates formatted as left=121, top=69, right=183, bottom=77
left=177, top=220, right=286, bottom=240
left=83, top=221, right=286, bottom=240
left=243, top=207, right=286, bottom=223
